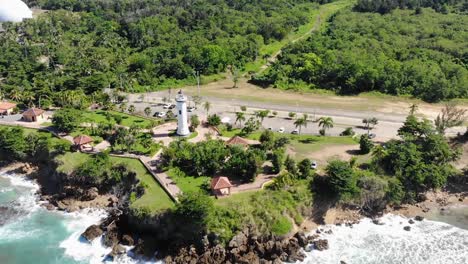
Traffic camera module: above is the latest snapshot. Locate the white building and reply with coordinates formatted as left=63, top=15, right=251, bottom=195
left=176, top=90, right=190, bottom=136
left=0, top=0, right=33, bottom=23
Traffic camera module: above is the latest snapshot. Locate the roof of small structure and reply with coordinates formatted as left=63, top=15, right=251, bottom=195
left=210, top=176, right=233, bottom=190
left=0, top=102, right=17, bottom=110
left=73, top=135, right=93, bottom=145
left=22, top=107, right=45, bottom=117
left=226, top=135, right=250, bottom=146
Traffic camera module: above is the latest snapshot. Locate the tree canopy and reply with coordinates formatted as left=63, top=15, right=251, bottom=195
left=256, top=5, right=468, bottom=102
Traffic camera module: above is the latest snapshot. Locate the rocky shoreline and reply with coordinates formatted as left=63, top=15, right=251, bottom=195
left=2, top=161, right=468, bottom=263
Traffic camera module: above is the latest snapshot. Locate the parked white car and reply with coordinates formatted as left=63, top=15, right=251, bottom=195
left=154, top=111, right=166, bottom=118
left=187, top=106, right=196, bottom=112
left=278, top=127, right=285, bottom=133
left=162, top=103, right=171, bottom=109
left=311, top=160, right=318, bottom=169
left=291, top=129, right=299, bottom=134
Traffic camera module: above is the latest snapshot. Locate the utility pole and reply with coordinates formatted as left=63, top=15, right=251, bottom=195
left=193, top=70, right=200, bottom=97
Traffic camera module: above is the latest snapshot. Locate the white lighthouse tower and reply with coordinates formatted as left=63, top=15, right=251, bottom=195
left=176, top=90, right=190, bottom=136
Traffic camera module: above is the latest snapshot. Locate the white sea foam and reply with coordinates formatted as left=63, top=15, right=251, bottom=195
left=301, top=214, right=468, bottom=264
left=59, top=206, right=161, bottom=263
left=0, top=172, right=41, bottom=212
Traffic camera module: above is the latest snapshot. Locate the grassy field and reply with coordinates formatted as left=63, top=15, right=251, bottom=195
left=166, top=168, right=210, bottom=194
left=214, top=179, right=312, bottom=236
left=82, top=110, right=155, bottom=128
left=55, top=152, right=174, bottom=213
left=289, top=135, right=357, bottom=160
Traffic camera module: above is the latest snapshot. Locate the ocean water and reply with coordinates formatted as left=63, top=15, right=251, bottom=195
left=1, top=171, right=467, bottom=264
left=0, top=171, right=150, bottom=264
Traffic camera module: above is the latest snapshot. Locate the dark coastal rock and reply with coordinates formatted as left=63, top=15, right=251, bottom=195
left=294, top=232, right=308, bottom=247
left=109, top=244, right=126, bottom=258
left=408, top=219, right=415, bottom=224
left=228, top=232, right=248, bottom=248
left=0, top=206, right=24, bottom=226
left=403, top=226, right=411, bottom=231
left=236, top=251, right=260, bottom=264
left=312, top=239, right=329, bottom=251
left=55, top=200, right=67, bottom=211
left=372, top=219, right=384, bottom=225
left=103, top=221, right=120, bottom=247
left=121, top=234, right=134, bottom=246
left=417, top=193, right=427, bottom=202
left=414, top=215, right=424, bottom=221
left=82, top=187, right=99, bottom=201
left=45, top=203, right=55, bottom=211
left=81, top=225, right=103, bottom=242
left=199, top=245, right=226, bottom=264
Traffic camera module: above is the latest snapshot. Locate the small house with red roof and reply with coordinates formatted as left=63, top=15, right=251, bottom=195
left=226, top=135, right=250, bottom=148
left=210, top=176, right=233, bottom=197
left=0, top=102, right=17, bottom=116
left=22, top=107, right=45, bottom=122
left=73, top=135, right=94, bottom=151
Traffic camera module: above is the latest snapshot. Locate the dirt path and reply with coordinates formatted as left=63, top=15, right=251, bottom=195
left=258, top=11, right=323, bottom=73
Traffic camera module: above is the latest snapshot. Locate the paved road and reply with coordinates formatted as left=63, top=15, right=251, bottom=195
left=122, top=91, right=465, bottom=142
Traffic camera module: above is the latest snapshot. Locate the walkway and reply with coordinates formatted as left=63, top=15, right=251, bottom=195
left=140, top=151, right=181, bottom=201
left=230, top=173, right=277, bottom=194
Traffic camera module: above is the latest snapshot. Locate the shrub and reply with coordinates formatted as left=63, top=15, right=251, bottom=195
left=340, top=127, right=355, bottom=136
left=271, top=148, right=286, bottom=173
left=298, top=159, right=312, bottom=179
left=325, top=160, right=358, bottom=199
left=271, top=216, right=293, bottom=235
left=207, top=114, right=221, bottom=126
left=359, top=134, right=374, bottom=154
left=52, top=108, right=83, bottom=133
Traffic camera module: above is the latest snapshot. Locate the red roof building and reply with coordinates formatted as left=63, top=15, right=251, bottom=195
left=226, top=135, right=250, bottom=147
left=73, top=135, right=94, bottom=146
left=73, top=135, right=94, bottom=151
left=0, top=102, right=16, bottom=115
left=22, top=107, right=45, bottom=122
left=210, top=176, right=233, bottom=197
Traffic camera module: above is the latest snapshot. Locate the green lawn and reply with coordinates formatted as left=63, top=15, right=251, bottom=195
left=55, top=152, right=174, bottom=213
left=82, top=110, right=155, bottom=128
left=168, top=130, right=199, bottom=140
left=213, top=179, right=312, bottom=236
left=166, top=168, right=210, bottom=194
left=289, top=135, right=357, bottom=160
left=109, top=157, right=174, bottom=212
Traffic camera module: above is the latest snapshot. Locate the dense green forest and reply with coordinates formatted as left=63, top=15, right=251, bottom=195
left=1, top=0, right=324, bottom=106
left=255, top=5, right=468, bottom=102
left=355, top=0, right=468, bottom=14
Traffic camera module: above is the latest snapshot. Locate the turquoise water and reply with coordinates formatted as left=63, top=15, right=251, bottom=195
left=1, top=171, right=467, bottom=264
left=0, top=172, right=109, bottom=264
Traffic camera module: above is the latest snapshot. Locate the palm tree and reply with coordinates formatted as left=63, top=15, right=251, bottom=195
left=294, top=116, right=307, bottom=134
left=203, top=101, right=211, bottom=116
left=144, top=107, right=151, bottom=117
left=409, top=103, right=418, bottom=115
left=128, top=105, right=136, bottom=114
left=362, top=117, right=378, bottom=135
left=255, top=110, right=269, bottom=127
left=9, top=90, right=22, bottom=102
left=22, top=91, right=36, bottom=107
left=235, top=112, right=246, bottom=127
left=318, top=117, right=334, bottom=136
